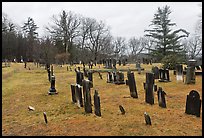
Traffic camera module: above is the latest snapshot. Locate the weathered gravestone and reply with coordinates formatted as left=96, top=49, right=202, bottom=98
left=76, top=68, right=84, bottom=86
left=82, top=79, right=93, bottom=113
left=75, top=84, right=83, bottom=107
left=176, top=64, right=183, bottom=81
left=119, top=105, right=125, bottom=115
left=185, top=90, right=201, bottom=117
left=47, top=68, right=51, bottom=82
left=152, top=66, right=159, bottom=79
left=145, top=73, right=154, bottom=105
left=94, top=90, right=101, bottom=116
left=157, top=87, right=167, bottom=108
left=159, top=68, right=170, bottom=82
left=43, top=112, right=48, bottom=124
left=88, top=71, right=93, bottom=87
left=107, top=71, right=113, bottom=83
left=48, top=75, right=57, bottom=95
left=144, top=112, right=151, bottom=125
left=127, top=71, right=138, bottom=98
left=114, top=71, right=125, bottom=84
left=70, top=84, right=77, bottom=103
left=185, top=67, right=196, bottom=84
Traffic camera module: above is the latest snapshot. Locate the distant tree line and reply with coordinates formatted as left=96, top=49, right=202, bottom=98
left=2, top=5, right=202, bottom=68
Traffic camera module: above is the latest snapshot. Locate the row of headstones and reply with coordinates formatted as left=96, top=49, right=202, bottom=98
left=47, top=64, right=201, bottom=117
left=173, top=64, right=196, bottom=84
left=70, top=80, right=101, bottom=116
left=151, top=67, right=171, bottom=82
left=107, top=71, right=125, bottom=84
left=103, top=58, right=127, bottom=69
left=124, top=70, right=201, bottom=117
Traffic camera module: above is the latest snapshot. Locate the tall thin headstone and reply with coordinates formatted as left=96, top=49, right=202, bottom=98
left=75, top=84, right=83, bottom=107
left=157, top=87, right=167, bottom=108
left=48, top=75, right=57, bottom=95
left=176, top=64, right=183, bottom=81
left=145, top=73, right=154, bottom=105
left=94, top=90, right=101, bottom=116
left=70, top=84, right=77, bottom=103
left=82, top=79, right=93, bottom=113
left=127, top=71, right=138, bottom=98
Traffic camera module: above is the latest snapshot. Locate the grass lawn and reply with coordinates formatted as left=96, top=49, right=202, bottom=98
left=2, top=62, right=202, bottom=136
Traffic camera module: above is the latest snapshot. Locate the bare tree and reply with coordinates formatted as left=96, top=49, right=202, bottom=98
left=113, top=37, right=126, bottom=60
left=85, top=19, right=111, bottom=63
left=128, top=37, right=146, bottom=61
left=46, top=10, right=81, bottom=60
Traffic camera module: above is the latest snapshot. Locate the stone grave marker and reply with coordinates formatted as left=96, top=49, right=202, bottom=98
left=48, top=75, right=57, bottom=95
left=144, top=112, right=151, bottom=125
left=127, top=71, right=138, bottom=98
left=88, top=71, right=93, bottom=87
left=94, top=90, right=101, bottom=116
left=185, top=90, right=201, bottom=117
left=119, top=105, right=125, bottom=115
left=114, top=71, right=125, bottom=85
left=152, top=66, right=159, bottom=79
left=185, top=67, right=196, bottom=84
left=107, top=71, right=113, bottom=83
left=82, top=79, right=93, bottom=113
left=157, top=87, right=167, bottom=108
left=159, top=68, right=170, bottom=82
left=176, top=64, right=183, bottom=81
left=145, top=73, right=154, bottom=105
left=70, top=84, right=77, bottom=103
left=75, top=84, right=83, bottom=107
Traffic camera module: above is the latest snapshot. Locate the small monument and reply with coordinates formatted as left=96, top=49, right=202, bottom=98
left=48, top=75, right=57, bottom=95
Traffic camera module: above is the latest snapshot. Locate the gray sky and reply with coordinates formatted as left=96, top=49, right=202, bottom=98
left=2, top=2, right=202, bottom=39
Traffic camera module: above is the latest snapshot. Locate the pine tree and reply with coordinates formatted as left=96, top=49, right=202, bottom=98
left=144, top=5, right=189, bottom=62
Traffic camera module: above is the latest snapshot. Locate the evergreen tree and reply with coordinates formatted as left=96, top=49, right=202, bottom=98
left=144, top=5, right=189, bottom=62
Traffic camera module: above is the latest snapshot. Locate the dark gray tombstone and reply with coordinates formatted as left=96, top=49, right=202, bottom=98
left=82, top=79, right=93, bottom=113
left=127, top=71, right=138, bottom=98
left=94, top=90, right=101, bottom=116
left=76, top=70, right=84, bottom=86
left=119, top=105, right=125, bottom=115
left=152, top=66, right=159, bottom=79
left=48, top=75, right=57, bottom=95
left=43, top=112, right=48, bottom=124
left=51, top=65, right=54, bottom=76
left=115, top=71, right=125, bottom=85
left=157, top=87, right=167, bottom=108
left=88, top=71, right=93, bottom=86
left=112, top=72, right=117, bottom=83
left=185, top=90, right=201, bottom=117
left=47, top=69, right=51, bottom=82
left=75, top=84, right=83, bottom=107
left=70, top=84, right=77, bottom=103
left=145, top=73, right=154, bottom=105
left=144, top=112, right=151, bottom=125
left=107, top=71, right=113, bottom=83
left=185, top=67, right=196, bottom=84
left=159, top=68, right=170, bottom=82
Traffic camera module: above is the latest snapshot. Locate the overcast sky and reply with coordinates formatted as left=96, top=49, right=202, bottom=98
left=2, top=2, right=202, bottom=39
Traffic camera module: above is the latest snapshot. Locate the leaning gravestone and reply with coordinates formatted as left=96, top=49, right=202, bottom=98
left=75, top=84, right=83, bottom=107
left=48, top=75, right=57, bottom=95
left=185, top=90, right=201, bottom=117
left=82, top=79, right=93, bottom=113
left=145, top=73, right=154, bottom=105
left=94, top=90, right=101, bottom=116
left=127, top=71, right=138, bottom=98
left=119, top=105, right=125, bottom=115
left=157, top=87, right=167, bottom=108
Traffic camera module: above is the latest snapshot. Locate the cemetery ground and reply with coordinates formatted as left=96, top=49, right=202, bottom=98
left=2, top=62, right=202, bottom=136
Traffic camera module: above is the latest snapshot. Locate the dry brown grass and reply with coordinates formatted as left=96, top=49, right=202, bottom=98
left=2, top=62, right=202, bottom=136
